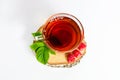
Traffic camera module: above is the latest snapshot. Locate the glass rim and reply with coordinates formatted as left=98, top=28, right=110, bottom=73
left=42, top=13, right=84, bottom=52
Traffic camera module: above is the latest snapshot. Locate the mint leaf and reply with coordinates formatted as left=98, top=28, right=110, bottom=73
left=49, top=49, right=56, bottom=55
left=36, top=47, right=49, bottom=64
left=32, top=32, right=42, bottom=37
left=43, top=47, right=49, bottom=64
left=36, top=47, right=45, bottom=64
left=30, top=42, right=45, bottom=51
left=30, top=31, right=56, bottom=65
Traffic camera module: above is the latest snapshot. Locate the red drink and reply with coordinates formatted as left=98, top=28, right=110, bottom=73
left=43, top=13, right=84, bottom=51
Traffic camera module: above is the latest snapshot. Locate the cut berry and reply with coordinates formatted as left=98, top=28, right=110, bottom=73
left=73, top=50, right=81, bottom=58
left=78, top=42, right=86, bottom=50
left=67, top=53, right=75, bottom=63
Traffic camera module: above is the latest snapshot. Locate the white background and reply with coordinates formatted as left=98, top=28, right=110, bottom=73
left=0, top=0, right=120, bottom=80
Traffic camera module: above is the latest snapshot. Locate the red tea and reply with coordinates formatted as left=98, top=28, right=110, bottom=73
left=43, top=14, right=83, bottom=51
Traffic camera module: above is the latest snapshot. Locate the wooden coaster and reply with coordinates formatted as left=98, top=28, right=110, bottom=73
left=47, top=41, right=86, bottom=67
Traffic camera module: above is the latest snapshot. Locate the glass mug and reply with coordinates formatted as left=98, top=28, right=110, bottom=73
left=37, top=13, right=84, bottom=52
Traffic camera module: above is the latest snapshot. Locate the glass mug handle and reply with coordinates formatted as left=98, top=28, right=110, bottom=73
left=34, top=25, right=45, bottom=41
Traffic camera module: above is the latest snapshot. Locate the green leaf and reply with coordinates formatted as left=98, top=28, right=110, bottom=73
left=43, top=47, right=49, bottom=64
left=30, top=42, right=45, bottom=51
left=30, top=31, right=56, bottom=65
left=36, top=47, right=44, bottom=64
left=49, top=49, right=55, bottom=55
left=32, top=32, right=42, bottom=37
left=36, top=47, right=49, bottom=64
